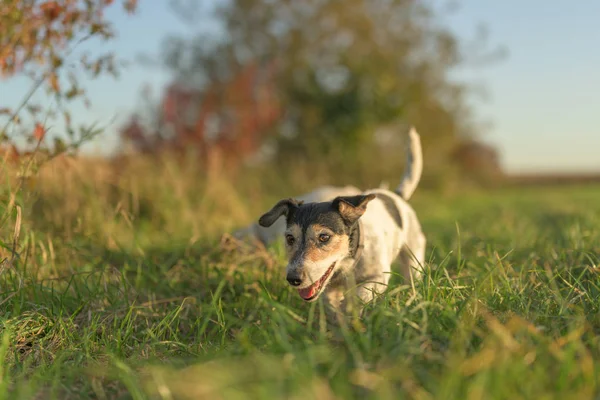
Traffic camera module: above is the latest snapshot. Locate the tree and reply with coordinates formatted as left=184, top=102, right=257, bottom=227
left=0, top=0, right=137, bottom=160
left=127, top=0, right=504, bottom=185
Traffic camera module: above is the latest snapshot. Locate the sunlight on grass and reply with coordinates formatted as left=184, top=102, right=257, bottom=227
left=1, top=158, right=600, bottom=399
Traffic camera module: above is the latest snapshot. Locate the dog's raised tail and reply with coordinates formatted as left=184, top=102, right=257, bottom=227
left=395, top=126, right=423, bottom=200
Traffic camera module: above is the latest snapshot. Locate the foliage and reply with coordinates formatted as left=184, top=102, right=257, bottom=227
left=0, top=0, right=137, bottom=158
left=1, top=156, right=600, bottom=398
left=123, top=0, right=504, bottom=186
left=119, top=62, right=282, bottom=174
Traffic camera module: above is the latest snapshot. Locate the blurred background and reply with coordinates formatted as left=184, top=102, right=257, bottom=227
left=2, top=0, right=600, bottom=241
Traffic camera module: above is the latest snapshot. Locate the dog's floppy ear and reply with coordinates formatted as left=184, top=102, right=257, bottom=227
left=258, top=198, right=303, bottom=227
left=333, top=194, right=376, bottom=224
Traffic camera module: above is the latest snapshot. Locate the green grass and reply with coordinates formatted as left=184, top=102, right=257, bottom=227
left=2, top=172, right=600, bottom=399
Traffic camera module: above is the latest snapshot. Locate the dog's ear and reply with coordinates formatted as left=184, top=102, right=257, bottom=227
left=333, top=194, right=376, bottom=224
left=258, top=198, right=303, bottom=227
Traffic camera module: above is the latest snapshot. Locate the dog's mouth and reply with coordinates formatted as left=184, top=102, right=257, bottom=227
left=297, top=262, right=336, bottom=302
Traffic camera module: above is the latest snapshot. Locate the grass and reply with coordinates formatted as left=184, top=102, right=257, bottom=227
left=1, top=157, right=600, bottom=399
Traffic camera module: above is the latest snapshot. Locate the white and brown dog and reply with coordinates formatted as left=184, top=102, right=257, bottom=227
left=257, top=127, right=426, bottom=313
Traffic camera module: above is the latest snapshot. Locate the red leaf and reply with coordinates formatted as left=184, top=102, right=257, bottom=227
left=39, top=1, right=61, bottom=21
left=33, top=123, right=46, bottom=141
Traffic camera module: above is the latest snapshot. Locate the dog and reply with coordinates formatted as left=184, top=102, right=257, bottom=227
left=257, top=127, right=426, bottom=314
left=232, top=183, right=391, bottom=246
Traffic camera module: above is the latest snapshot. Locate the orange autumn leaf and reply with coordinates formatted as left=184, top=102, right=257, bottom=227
left=33, top=123, right=46, bottom=141
left=40, top=1, right=62, bottom=21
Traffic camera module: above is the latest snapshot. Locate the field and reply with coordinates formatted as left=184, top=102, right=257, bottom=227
left=1, top=159, right=600, bottom=399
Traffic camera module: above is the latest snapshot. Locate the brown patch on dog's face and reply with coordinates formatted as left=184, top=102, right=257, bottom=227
left=284, top=222, right=350, bottom=265
left=302, top=224, right=350, bottom=263
left=284, top=219, right=350, bottom=286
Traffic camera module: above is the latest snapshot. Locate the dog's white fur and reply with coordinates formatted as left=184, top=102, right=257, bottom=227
left=326, top=186, right=426, bottom=309
left=319, top=127, right=426, bottom=310
left=258, top=126, right=426, bottom=314
left=395, top=127, right=423, bottom=200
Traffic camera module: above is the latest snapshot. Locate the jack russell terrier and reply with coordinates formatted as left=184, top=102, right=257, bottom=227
left=257, top=127, right=426, bottom=314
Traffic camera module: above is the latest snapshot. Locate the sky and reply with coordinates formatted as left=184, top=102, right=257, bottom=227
left=2, top=0, right=599, bottom=174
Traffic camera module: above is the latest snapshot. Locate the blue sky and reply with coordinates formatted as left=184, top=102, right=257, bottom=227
left=2, top=1, right=599, bottom=173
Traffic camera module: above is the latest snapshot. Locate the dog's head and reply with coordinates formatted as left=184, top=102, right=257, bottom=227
left=258, top=194, right=376, bottom=302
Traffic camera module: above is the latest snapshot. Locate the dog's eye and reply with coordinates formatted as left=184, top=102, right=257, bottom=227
left=318, top=234, right=330, bottom=243
left=285, top=235, right=295, bottom=246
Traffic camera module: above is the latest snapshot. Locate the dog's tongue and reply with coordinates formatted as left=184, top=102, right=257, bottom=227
left=298, top=284, right=317, bottom=300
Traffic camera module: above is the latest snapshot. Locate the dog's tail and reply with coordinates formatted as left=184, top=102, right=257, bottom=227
left=394, top=126, right=423, bottom=200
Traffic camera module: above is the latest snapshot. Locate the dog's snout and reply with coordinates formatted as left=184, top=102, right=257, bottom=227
left=286, top=272, right=303, bottom=287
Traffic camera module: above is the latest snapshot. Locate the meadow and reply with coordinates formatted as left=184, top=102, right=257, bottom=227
left=1, top=156, right=600, bottom=399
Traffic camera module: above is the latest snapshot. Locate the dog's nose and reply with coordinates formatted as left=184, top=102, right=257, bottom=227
left=286, top=274, right=303, bottom=287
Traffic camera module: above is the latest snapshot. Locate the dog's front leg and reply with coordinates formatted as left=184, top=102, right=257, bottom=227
left=340, top=274, right=389, bottom=316
left=323, top=287, right=346, bottom=323
left=356, top=280, right=388, bottom=303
